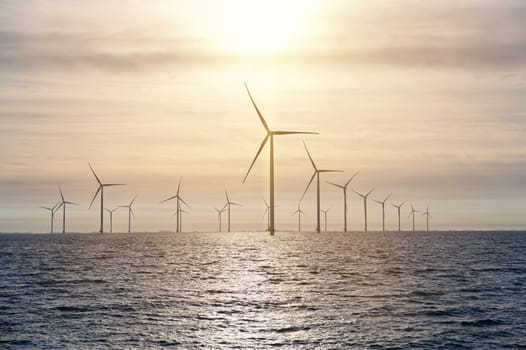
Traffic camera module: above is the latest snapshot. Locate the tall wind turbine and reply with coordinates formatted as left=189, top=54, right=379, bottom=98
left=57, top=186, right=78, bottom=234
left=104, top=207, right=119, bottom=233
left=242, top=83, right=318, bottom=236
left=327, top=171, right=359, bottom=232
left=422, top=205, right=431, bottom=232
left=301, top=141, right=343, bottom=233
left=321, top=208, right=330, bottom=232
left=88, top=163, right=126, bottom=234
left=224, top=189, right=241, bottom=232
left=160, top=177, right=190, bottom=233
left=391, top=200, right=407, bottom=232
left=41, top=201, right=61, bottom=234
left=119, top=196, right=136, bottom=233
left=352, top=187, right=375, bottom=232
left=215, top=207, right=226, bottom=232
left=408, top=203, right=420, bottom=232
left=173, top=208, right=189, bottom=232
left=373, top=193, right=392, bottom=232
left=291, top=203, right=304, bottom=232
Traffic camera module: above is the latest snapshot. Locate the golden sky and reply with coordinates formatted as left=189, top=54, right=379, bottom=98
left=1, top=0, right=526, bottom=232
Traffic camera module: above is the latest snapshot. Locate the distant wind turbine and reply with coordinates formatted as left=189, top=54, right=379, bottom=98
left=408, top=203, right=420, bottom=232
left=41, top=201, right=61, bottom=234
left=160, top=177, right=190, bottom=233
left=327, top=171, right=359, bottom=232
left=223, top=189, right=241, bottom=232
left=104, top=207, right=119, bottom=233
left=373, top=194, right=392, bottom=232
left=291, top=203, right=304, bottom=232
left=88, top=163, right=126, bottom=234
left=215, top=207, right=226, bottom=232
left=352, top=187, right=376, bottom=232
left=242, top=83, right=318, bottom=236
left=119, top=196, right=136, bottom=233
left=301, top=141, right=343, bottom=233
left=321, top=208, right=330, bottom=232
left=422, top=205, right=431, bottom=232
left=391, top=200, right=407, bottom=232
left=173, top=208, right=189, bottom=232
left=57, top=186, right=78, bottom=234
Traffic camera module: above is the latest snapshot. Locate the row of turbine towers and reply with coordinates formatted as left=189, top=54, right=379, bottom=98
left=40, top=83, right=432, bottom=234
left=241, top=83, right=432, bottom=235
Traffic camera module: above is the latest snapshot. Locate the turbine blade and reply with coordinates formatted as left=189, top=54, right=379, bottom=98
left=303, top=141, right=317, bottom=170
left=177, top=177, right=182, bottom=195
left=103, top=183, right=126, bottom=187
left=242, top=134, right=269, bottom=183
left=263, top=207, right=269, bottom=216
left=41, top=206, right=52, bottom=211
left=230, top=202, right=241, bottom=206
left=345, top=171, right=360, bottom=187
left=300, top=171, right=317, bottom=201
left=59, top=186, right=64, bottom=201
left=225, top=190, right=230, bottom=203
left=130, top=208, right=136, bottom=218
left=88, top=186, right=101, bottom=209
left=273, top=131, right=318, bottom=135
left=263, top=199, right=269, bottom=208
left=318, top=169, right=343, bottom=173
left=244, top=83, right=270, bottom=132
left=366, top=187, right=376, bottom=197
left=400, top=200, right=407, bottom=208
left=373, top=200, right=382, bottom=204
left=384, top=193, right=392, bottom=202
left=160, top=195, right=177, bottom=204
left=326, top=181, right=344, bottom=189
left=105, top=208, right=111, bottom=213
left=56, top=202, right=64, bottom=210
left=130, top=195, right=137, bottom=206
left=352, top=189, right=365, bottom=198
left=179, top=196, right=191, bottom=209
left=171, top=211, right=178, bottom=218
left=65, top=201, right=79, bottom=205
left=88, top=162, right=102, bottom=185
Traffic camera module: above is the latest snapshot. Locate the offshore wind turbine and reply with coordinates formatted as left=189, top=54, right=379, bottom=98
left=173, top=208, right=189, bottom=232
left=408, top=203, right=420, bottom=232
left=373, top=193, right=392, bottom=232
left=119, top=196, right=136, bottom=233
left=391, top=200, right=407, bottom=232
left=104, top=207, right=119, bottom=233
left=223, top=189, right=241, bottom=232
left=41, top=201, right=61, bottom=234
left=160, top=177, right=190, bottom=233
left=422, top=205, right=432, bottom=232
left=291, top=203, right=304, bottom=232
left=57, top=186, right=78, bottom=234
left=327, top=171, right=359, bottom=232
left=88, top=163, right=126, bottom=234
left=321, top=208, right=330, bottom=232
left=301, top=141, right=343, bottom=233
left=242, top=83, right=318, bottom=236
left=215, top=207, right=226, bottom=232
left=352, top=187, right=376, bottom=232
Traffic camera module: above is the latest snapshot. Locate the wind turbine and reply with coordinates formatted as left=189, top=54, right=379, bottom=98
left=408, top=203, right=420, bottom=232
left=301, top=141, right=343, bottom=233
left=321, top=208, right=330, bottom=232
left=57, top=186, right=78, bottom=234
left=223, top=189, right=241, bottom=232
left=214, top=207, right=226, bottom=232
left=41, top=201, right=61, bottom=234
left=291, top=203, right=304, bottom=232
left=327, top=171, right=359, bottom=232
left=119, top=196, right=136, bottom=233
left=422, top=205, right=432, bottom=232
left=373, top=193, right=392, bottom=232
left=242, top=83, right=318, bottom=236
left=391, top=200, right=407, bottom=232
left=352, top=187, right=376, bottom=232
left=88, top=163, right=126, bottom=234
left=173, top=208, right=189, bottom=232
left=104, top=207, right=119, bottom=233
left=160, top=177, right=190, bottom=233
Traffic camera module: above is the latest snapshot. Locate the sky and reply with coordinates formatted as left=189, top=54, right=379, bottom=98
left=1, top=0, right=526, bottom=233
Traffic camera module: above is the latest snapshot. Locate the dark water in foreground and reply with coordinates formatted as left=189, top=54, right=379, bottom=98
left=1, top=231, right=525, bottom=349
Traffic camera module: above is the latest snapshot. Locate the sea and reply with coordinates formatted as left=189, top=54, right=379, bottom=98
left=1, top=231, right=525, bottom=349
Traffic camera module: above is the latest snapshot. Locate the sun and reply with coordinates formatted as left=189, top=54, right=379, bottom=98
left=205, top=1, right=308, bottom=55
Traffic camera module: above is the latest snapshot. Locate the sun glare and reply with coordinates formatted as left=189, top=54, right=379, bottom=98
left=205, top=1, right=310, bottom=55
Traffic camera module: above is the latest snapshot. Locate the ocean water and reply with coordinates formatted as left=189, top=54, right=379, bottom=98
left=0, top=231, right=525, bottom=349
